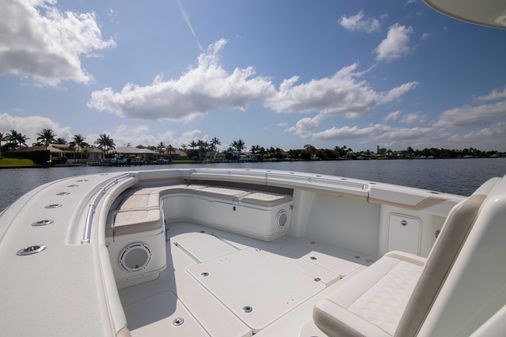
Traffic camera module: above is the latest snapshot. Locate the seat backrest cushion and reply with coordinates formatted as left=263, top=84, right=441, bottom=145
left=394, top=194, right=486, bottom=337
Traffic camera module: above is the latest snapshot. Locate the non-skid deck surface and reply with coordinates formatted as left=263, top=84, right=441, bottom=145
left=120, top=223, right=372, bottom=337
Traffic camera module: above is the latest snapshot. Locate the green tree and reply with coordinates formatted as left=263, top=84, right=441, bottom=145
left=166, top=144, right=175, bottom=159
left=95, top=133, right=115, bottom=156
left=231, top=139, right=245, bottom=153
left=0, top=132, right=5, bottom=156
left=6, top=130, right=29, bottom=148
left=71, top=134, right=87, bottom=152
left=36, top=128, right=56, bottom=146
left=157, top=142, right=166, bottom=155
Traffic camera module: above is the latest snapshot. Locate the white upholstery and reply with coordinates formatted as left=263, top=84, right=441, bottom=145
left=314, top=251, right=424, bottom=337
left=241, top=191, right=292, bottom=207
left=114, top=209, right=161, bottom=235
left=313, top=193, right=486, bottom=337
left=112, top=184, right=292, bottom=239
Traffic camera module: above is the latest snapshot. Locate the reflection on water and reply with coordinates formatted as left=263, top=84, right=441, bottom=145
left=1, top=158, right=505, bottom=211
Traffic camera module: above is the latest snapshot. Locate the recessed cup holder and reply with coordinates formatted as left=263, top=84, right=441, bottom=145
left=31, top=219, right=54, bottom=226
left=17, top=245, right=46, bottom=256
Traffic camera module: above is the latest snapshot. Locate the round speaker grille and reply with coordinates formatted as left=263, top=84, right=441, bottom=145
left=276, top=209, right=288, bottom=227
left=119, top=242, right=152, bottom=272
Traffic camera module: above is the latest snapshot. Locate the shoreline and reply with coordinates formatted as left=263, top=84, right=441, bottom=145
left=1, top=156, right=504, bottom=170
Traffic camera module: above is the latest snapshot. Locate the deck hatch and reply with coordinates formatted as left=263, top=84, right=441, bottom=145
left=187, top=248, right=324, bottom=332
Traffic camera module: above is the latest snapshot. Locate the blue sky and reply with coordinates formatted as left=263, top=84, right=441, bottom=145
left=1, top=0, right=506, bottom=150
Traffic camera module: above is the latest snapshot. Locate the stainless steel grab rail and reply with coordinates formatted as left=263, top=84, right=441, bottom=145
left=82, top=173, right=133, bottom=243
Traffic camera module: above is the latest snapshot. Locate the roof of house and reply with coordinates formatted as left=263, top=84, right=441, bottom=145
left=114, top=147, right=158, bottom=155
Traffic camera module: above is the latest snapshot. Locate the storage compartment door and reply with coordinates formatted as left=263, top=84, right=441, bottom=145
left=387, top=214, right=421, bottom=255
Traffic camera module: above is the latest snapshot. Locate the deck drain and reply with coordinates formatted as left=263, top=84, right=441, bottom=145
left=45, top=204, right=62, bottom=209
left=242, top=306, right=253, bottom=313
left=76, top=179, right=89, bottom=182
left=199, top=230, right=206, bottom=233
left=310, top=241, right=316, bottom=244
left=314, top=277, right=321, bottom=282
left=201, top=272, right=209, bottom=277
left=67, top=184, right=78, bottom=188
left=310, top=256, right=317, bottom=260
left=172, top=317, right=184, bottom=326
left=17, top=245, right=46, bottom=256
left=56, top=192, right=70, bottom=196
left=354, top=255, right=360, bottom=259
left=32, top=219, right=54, bottom=226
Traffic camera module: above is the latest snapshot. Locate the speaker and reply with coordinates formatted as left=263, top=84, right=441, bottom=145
left=276, top=209, right=288, bottom=228
left=119, top=242, right=152, bottom=272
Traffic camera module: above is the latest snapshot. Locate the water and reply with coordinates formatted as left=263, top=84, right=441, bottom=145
left=1, top=158, right=505, bottom=211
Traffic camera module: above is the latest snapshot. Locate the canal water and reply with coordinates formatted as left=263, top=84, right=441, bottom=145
left=1, top=158, right=505, bottom=211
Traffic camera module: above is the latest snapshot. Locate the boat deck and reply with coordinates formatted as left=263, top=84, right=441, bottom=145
left=119, top=222, right=375, bottom=337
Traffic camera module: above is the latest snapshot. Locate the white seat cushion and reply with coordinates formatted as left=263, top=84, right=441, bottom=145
left=240, top=192, right=292, bottom=207
left=314, top=251, right=425, bottom=337
left=114, top=209, right=161, bottom=236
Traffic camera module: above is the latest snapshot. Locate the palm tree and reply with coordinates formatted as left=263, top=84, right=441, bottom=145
left=189, top=140, right=197, bottom=150
left=95, top=133, right=115, bottom=156
left=209, top=137, right=221, bottom=160
left=157, top=142, right=166, bottom=156
left=72, top=134, right=86, bottom=152
left=197, top=140, right=209, bottom=161
left=37, top=128, right=56, bottom=146
left=166, top=144, right=175, bottom=159
left=0, top=132, right=5, bottom=156
left=6, top=130, right=29, bottom=148
left=231, top=139, right=245, bottom=153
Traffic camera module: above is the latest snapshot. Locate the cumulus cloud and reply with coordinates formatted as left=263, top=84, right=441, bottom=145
left=401, top=112, right=425, bottom=124
left=279, top=64, right=417, bottom=138
left=0, top=0, right=116, bottom=86
left=477, top=87, right=506, bottom=101
left=384, top=110, right=401, bottom=121
left=435, top=100, right=506, bottom=127
left=339, top=11, right=380, bottom=33
left=287, top=117, right=319, bottom=138
left=375, top=24, right=413, bottom=61
left=88, top=39, right=276, bottom=121
left=312, top=124, right=435, bottom=142
left=447, top=122, right=506, bottom=149
left=266, top=63, right=417, bottom=119
left=0, top=112, right=72, bottom=142
left=86, top=125, right=207, bottom=147
left=89, top=41, right=417, bottom=124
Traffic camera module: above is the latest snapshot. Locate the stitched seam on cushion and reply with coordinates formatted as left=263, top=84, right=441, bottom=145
left=327, top=259, right=400, bottom=308
left=348, top=261, right=421, bottom=335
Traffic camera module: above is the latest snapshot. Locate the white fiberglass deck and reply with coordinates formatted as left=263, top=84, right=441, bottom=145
left=119, top=222, right=374, bottom=337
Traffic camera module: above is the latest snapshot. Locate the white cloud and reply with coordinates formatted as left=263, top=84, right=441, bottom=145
left=375, top=24, right=413, bottom=61
left=0, top=0, right=116, bottom=86
left=266, top=63, right=417, bottom=119
left=447, top=122, right=506, bottom=149
left=0, top=112, right=72, bottom=143
left=312, top=123, right=435, bottom=143
left=401, top=112, right=425, bottom=124
left=86, top=125, right=207, bottom=147
left=286, top=117, right=319, bottom=138
left=435, top=100, right=506, bottom=127
left=384, top=110, right=401, bottom=121
left=339, top=11, right=380, bottom=33
left=477, top=87, right=506, bottom=101
left=89, top=42, right=417, bottom=124
left=88, top=39, right=276, bottom=121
